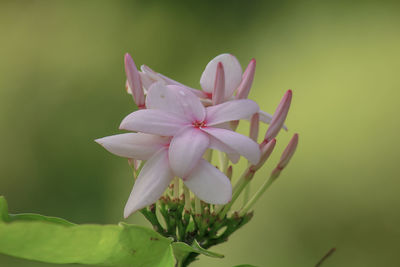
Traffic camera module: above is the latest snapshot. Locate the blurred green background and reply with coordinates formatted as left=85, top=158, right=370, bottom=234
left=1, top=0, right=399, bottom=266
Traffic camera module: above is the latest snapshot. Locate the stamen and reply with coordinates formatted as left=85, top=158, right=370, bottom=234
left=192, top=120, right=206, bottom=128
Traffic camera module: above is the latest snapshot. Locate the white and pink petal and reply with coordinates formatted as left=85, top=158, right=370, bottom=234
left=124, top=148, right=174, bottom=218
left=169, top=127, right=210, bottom=178
left=184, top=159, right=232, bottom=204
left=206, top=99, right=259, bottom=126
left=120, top=109, right=190, bottom=136
left=146, top=83, right=206, bottom=122
left=95, top=133, right=170, bottom=160
left=200, top=54, right=243, bottom=99
left=202, top=127, right=260, bottom=165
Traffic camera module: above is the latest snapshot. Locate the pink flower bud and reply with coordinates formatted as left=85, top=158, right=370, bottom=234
left=212, top=62, right=225, bottom=105
left=270, top=133, right=298, bottom=179
left=264, top=90, right=292, bottom=142
left=236, top=58, right=256, bottom=100
left=250, top=138, right=276, bottom=172
left=125, top=53, right=145, bottom=109
left=277, top=133, right=298, bottom=169
left=249, top=113, right=259, bottom=142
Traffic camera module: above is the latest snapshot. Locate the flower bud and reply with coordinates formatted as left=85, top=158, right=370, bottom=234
left=212, top=62, right=225, bottom=105
left=236, top=58, right=256, bottom=100
left=249, top=138, right=276, bottom=172
left=270, top=133, right=298, bottom=179
left=264, top=90, right=292, bottom=142
left=277, top=133, right=298, bottom=169
left=125, top=53, right=145, bottom=108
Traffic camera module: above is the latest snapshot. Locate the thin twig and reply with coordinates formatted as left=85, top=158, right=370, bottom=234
left=315, top=247, right=336, bottom=267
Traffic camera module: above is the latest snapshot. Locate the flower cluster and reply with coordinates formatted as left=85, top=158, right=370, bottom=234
left=96, top=53, right=298, bottom=257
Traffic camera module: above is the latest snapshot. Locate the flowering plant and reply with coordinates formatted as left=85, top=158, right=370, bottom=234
left=0, top=53, right=298, bottom=267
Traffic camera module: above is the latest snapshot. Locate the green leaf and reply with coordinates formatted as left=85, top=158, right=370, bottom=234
left=172, top=240, right=224, bottom=263
left=0, top=197, right=174, bottom=267
left=9, top=213, right=76, bottom=226
left=0, top=196, right=10, bottom=222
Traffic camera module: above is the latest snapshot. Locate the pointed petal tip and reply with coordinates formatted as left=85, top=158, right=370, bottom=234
left=123, top=207, right=135, bottom=219
left=94, top=138, right=103, bottom=145
left=124, top=53, right=133, bottom=63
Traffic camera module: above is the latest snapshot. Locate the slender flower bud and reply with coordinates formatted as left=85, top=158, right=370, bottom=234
left=249, top=138, right=276, bottom=172
left=264, top=90, right=292, bottom=142
left=236, top=58, right=256, bottom=99
left=249, top=113, right=259, bottom=142
left=212, top=62, right=225, bottom=105
left=277, top=133, right=299, bottom=169
left=125, top=53, right=145, bottom=108
left=271, top=133, right=299, bottom=178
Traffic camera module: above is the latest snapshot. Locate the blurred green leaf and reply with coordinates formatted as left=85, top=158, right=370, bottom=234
left=172, top=240, right=224, bottom=263
left=0, top=197, right=174, bottom=267
left=232, top=265, right=259, bottom=267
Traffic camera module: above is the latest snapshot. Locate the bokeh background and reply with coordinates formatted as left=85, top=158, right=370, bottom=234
left=1, top=0, right=399, bottom=266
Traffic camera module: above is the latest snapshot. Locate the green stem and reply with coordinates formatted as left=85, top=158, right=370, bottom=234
left=173, top=177, right=180, bottom=200
left=218, top=151, right=228, bottom=174
left=183, top=185, right=191, bottom=212
left=240, top=175, right=276, bottom=216
left=194, top=197, right=201, bottom=215
left=218, top=169, right=254, bottom=219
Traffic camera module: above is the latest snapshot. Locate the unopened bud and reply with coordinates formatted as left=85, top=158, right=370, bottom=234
left=236, top=58, right=256, bottom=99
left=264, top=90, right=292, bottom=142
left=125, top=53, right=145, bottom=108
left=270, top=133, right=298, bottom=179
left=277, top=133, right=298, bottom=169
left=250, top=138, right=276, bottom=172
left=212, top=62, right=225, bottom=105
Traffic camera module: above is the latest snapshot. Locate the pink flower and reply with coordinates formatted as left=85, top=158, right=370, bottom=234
left=95, top=133, right=232, bottom=217
left=120, top=82, right=261, bottom=178
left=137, top=54, right=288, bottom=130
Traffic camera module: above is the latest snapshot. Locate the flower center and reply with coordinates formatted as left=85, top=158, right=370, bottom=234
left=192, top=120, right=206, bottom=128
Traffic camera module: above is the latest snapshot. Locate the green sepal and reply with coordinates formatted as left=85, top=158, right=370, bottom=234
left=172, top=239, right=224, bottom=263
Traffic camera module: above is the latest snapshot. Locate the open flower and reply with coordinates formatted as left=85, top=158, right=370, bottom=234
left=95, top=133, right=232, bottom=217
left=132, top=53, right=287, bottom=130
left=120, top=82, right=261, bottom=178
